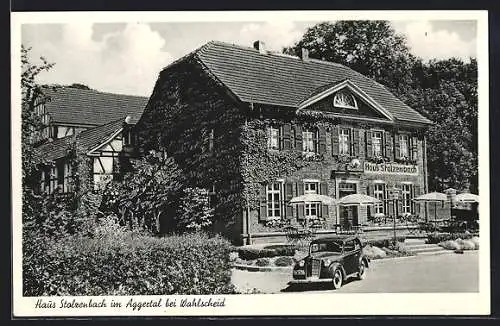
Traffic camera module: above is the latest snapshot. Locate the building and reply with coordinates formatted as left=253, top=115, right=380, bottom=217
left=33, top=86, right=148, bottom=193
left=135, top=40, right=434, bottom=245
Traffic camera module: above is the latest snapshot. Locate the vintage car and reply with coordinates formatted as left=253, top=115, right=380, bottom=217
left=290, top=235, right=369, bottom=289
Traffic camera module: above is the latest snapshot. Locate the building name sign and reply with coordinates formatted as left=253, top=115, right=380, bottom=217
left=363, top=161, right=418, bottom=176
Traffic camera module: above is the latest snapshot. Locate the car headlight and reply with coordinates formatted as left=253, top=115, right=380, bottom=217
left=323, top=259, right=331, bottom=266
left=298, top=260, right=305, bottom=267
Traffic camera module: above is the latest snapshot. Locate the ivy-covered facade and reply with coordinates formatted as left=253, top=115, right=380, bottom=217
left=136, top=40, right=433, bottom=245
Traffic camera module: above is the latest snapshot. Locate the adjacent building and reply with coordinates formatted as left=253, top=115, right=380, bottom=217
left=135, top=41, right=434, bottom=245
left=33, top=86, right=148, bottom=193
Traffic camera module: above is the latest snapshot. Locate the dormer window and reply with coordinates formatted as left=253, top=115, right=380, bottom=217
left=333, top=91, right=358, bottom=109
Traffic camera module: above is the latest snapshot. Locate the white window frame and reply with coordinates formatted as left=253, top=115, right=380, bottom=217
left=304, top=181, right=320, bottom=219
left=302, top=130, right=315, bottom=153
left=333, top=91, right=358, bottom=109
left=399, top=134, right=410, bottom=159
left=339, top=128, right=351, bottom=155
left=372, top=130, right=383, bottom=157
left=401, top=183, right=412, bottom=214
left=267, top=126, right=280, bottom=150
left=373, top=182, right=385, bottom=214
left=266, top=181, right=284, bottom=219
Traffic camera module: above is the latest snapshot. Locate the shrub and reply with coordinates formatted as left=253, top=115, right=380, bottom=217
left=426, top=232, right=474, bottom=244
left=439, top=237, right=479, bottom=251
left=238, top=244, right=296, bottom=260
left=23, top=229, right=236, bottom=296
left=362, top=245, right=387, bottom=259
left=177, top=187, right=214, bottom=232
left=274, top=256, right=295, bottom=267
left=365, top=236, right=406, bottom=249
left=471, top=236, right=480, bottom=249
left=255, top=258, right=270, bottom=266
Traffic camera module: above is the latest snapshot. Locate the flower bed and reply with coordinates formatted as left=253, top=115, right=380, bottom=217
left=426, top=232, right=478, bottom=244
left=237, top=244, right=296, bottom=260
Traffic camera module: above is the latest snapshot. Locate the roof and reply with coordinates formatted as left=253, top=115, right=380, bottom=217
left=186, top=41, right=431, bottom=125
left=41, top=86, right=148, bottom=126
left=33, top=118, right=124, bottom=163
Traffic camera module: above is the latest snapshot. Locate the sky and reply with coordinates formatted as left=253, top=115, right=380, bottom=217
left=21, top=20, right=478, bottom=97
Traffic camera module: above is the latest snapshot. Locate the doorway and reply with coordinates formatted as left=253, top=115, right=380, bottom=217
left=338, top=181, right=358, bottom=229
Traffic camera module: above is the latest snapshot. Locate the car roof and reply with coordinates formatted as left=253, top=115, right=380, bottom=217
left=311, top=235, right=359, bottom=243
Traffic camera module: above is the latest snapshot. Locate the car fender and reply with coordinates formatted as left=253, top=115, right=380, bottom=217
left=328, top=262, right=346, bottom=278
left=360, top=256, right=370, bottom=268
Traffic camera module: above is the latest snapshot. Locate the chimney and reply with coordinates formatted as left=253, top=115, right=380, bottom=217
left=301, top=48, right=309, bottom=61
left=253, top=40, right=266, bottom=54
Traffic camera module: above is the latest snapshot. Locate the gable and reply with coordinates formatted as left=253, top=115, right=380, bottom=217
left=303, top=87, right=390, bottom=120
left=298, top=80, right=394, bottom=121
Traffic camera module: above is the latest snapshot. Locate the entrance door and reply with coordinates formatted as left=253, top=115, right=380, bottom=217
left=338, top=182, right=358, bottom=229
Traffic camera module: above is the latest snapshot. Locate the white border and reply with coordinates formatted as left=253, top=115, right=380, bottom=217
left=11, top=10, right=490, bottom=317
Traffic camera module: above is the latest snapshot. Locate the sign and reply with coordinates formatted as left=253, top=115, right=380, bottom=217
left=363, top=161, right=418, bottom=176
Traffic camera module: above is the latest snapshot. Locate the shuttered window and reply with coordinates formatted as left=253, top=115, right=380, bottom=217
left=401, top=184, right=412, bottom=214
left=267, top=126, right=280, bottom=150
left=372, top=131, right=383, bottom=157
left=339, top=128, right=350, bottom=155
left=267, top=183, right=283, bottom=218
left=399, top=134, right=410, bottom=159
left=373, top=183, right=385, bottom=214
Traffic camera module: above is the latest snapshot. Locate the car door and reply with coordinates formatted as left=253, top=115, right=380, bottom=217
left=343, top=240, right=356, bottom=275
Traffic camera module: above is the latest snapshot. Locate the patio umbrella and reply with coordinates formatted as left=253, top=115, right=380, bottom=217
left=455, top=193, right=480, bottom=203
left=337, top=194, right=381, bottom=206
left=413, top=192, right=447, bottom=224
left=289, top=194, right=337, bottom=205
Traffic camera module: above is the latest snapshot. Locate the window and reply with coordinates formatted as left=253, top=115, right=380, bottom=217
left=333, top=91, right=358, bottom=109
left=302, top=129, right=317, bottom=153
left=267, top=126, right=280, bottom=150
left=339, top=128, right=351, bottom=155
left=344, top=240, right=355, bottom=252
left=373, top=183, right=385, bottom=214
left=63, top=162, right=73, bottom=193
left=372, top=131, right=383, bottom=157
left=40, top=170, right=46, bottom=193
left=304, top=181, right=319, bottom=219
left=402, top=184, right=412, bottom=214
left=49, top=166, right=57, bottom=193
left=208, top=185, right=217, bottom=208
left=266, top=183, right=283, bottom=218
left=399, top=134, right=410, bottom=159
left=93, top=157, right=116, bottom=190
left=208, top=129, right=214, bottom=152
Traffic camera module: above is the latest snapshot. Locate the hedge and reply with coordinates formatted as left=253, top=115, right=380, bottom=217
left=238, top=244, right=296, bottom=260
left=426, top=232, right=476, bottom=244
left=363, top=236, right=406, bottom=249
left=23, top=230, right=236, bottom=296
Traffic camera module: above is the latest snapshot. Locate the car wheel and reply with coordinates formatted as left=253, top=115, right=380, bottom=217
left=332, top=268, right=343, bottom=289
left=357, top=260, right=368, bottom=280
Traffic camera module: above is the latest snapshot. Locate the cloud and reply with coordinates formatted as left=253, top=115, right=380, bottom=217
left=23, top=23, right=173, bottom=96
left=235, top=21, right=304, bottom=51
left=400, top=20, right=477, bottom=62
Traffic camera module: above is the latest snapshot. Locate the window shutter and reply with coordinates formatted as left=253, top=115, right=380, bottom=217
left=411, top=136, right=418, bottom=160
left=385, top=131, right=393, bottom=160
left=385, top=186, right=391, bottom=216
left=296, top=182, right=304, bottom=220
left=331, top=125, right=339, bottom=156
left=259, top=184, right=268, bottom=221
left=414, top=184, right=421, bottom=215
left=285, top=182, right=293, bottom=218
left=394, top=133, right=401, bottom=159
left=352, top=128, right=360, bottom=157
left=294, top=125, right=302, bottom=151
left=318, top=126, right=326, bottom=154
left=319, top=182, right=329, bottom=219
left=365, top=130, right=372, bottom=158
left=366, top=185, right=372, bottom=218
left=282, top=123, right=292, bottom=150
left=278, top=125, right=284, bottom=150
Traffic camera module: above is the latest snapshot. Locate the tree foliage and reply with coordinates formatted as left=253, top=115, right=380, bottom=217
left=101, top=151, right=185, bottom=234
left=21, top=45, right=54, bottom=223
left=177, top=187, right=214, bottom=232
left=285, top=21, right=478, bottom=192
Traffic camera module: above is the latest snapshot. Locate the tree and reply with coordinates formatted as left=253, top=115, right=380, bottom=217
left=284, top=21, right=417, bottom=95
left=101, top=151, right=185, bottom=234
left=177, top=187, right=214, bottom=232
left=21, top=45, right=54, bottom=223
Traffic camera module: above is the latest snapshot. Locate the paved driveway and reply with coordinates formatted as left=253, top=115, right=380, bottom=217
left=232, top=251, right=479, bottom=293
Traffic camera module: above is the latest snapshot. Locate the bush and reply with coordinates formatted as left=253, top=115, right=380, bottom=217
left=274, top=256, right=295, bottom=266
left=426, top=232, right=474, bottom=244
left=23, top=229, right=236, bottom=296
left=255, top=258, right=270, bottom=266
left=439, top=237, right=479, bottom=251
left=365, top=236, right=406, bottom=249
left=362, top=245, right=387, bottom=259
left=238, top=244, right=296, bottom=260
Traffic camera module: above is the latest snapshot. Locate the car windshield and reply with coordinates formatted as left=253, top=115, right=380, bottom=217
left=310, top=240, right=343, bottom=254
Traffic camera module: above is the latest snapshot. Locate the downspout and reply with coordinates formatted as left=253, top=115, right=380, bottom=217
left=423, top=131, right=429, bottom=222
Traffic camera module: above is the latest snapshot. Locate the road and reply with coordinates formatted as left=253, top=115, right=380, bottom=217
left=231, top=251, right=479, bottom=293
